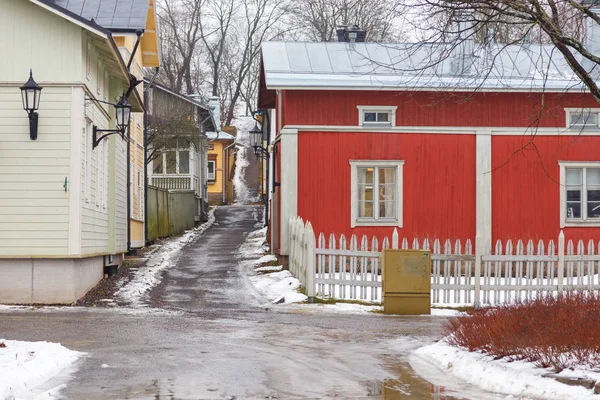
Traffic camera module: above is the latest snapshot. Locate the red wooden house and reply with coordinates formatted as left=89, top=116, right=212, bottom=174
left=257, top=31, right=600, bottom=258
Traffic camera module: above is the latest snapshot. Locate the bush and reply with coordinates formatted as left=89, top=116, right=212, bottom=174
left=444, top=291, right=600, bottom=372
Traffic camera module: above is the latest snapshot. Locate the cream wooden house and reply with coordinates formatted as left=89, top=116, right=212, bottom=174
left=0, top=0, right=144, bottom=303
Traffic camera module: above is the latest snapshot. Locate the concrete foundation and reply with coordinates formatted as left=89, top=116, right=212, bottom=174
left=0, top=255, right=123, bottom=304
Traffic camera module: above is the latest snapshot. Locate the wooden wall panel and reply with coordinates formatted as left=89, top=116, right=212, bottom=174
left=492, top=135, right=600, bottom=243
left=284, top=91, right=597, bottom=128
left=297, top=131, right=476, bottom=243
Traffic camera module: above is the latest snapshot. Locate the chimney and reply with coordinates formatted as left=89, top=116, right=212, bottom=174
left=336, top=25, right=366, bottom=43
left=208, top=96, right=221, bottom=132
left=450, top=15, right=474, bottom=75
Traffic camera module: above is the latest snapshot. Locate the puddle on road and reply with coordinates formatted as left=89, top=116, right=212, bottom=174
left=372, top=364, right=463, bottom=399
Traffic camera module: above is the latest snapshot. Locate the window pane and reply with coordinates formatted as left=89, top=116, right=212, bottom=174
left=358, top=168, right=374, bottom=184
left=571, top=112, right=597, bottom=127
left=567, top=189, right=581, bottom=201
left=376, top=112, right=389, bottom=122
left=359, top=201, right=373, bottom=218
left=179, top=151, right=190, bottom=174
left=153, top=154, right=163, bottom=174
left=379, top=168, right=395, bottom=184
left=566, top=168, right=582, bottom=185
left=379, top=201, right=395, bottom=218
left=567, top=203, right=581, bottom=218
left=588, top=202, right=600, bottom=218
left=364, top=112, right=376, bottom=122
left=166, top=151, right=176, bottom=174
left=587, top=168, right=600, bottom=186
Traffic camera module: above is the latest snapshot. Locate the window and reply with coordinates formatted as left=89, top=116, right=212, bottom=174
left=350, top=160, right=404, bottom=227
left=166, top=151, right=177, bottom=174
left=357, top=106, right=397, bottom=127
left=179, top=150, right=190, bottom=174
left=566, top=109, right=600, bottom=130
left=560, top=162, right=600, bottom=226
left=153, top=154, right=164, bottom=174
left=207, top=161, right=216, bottom=181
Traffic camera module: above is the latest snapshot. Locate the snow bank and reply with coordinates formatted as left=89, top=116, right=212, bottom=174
left=0, top=339, right=81, bottom=400
left=116, top=208, right=216, bottom=306
left=232, top=116, right=261, bottom=204
left=412, top=340, right=600, bottom=400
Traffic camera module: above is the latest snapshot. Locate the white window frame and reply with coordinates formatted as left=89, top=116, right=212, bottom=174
left=565, top=108, right=600, bottom=130
left=350, top=160, right=404, bottom=227
left=86, top=41, right=92, bottom=81
left=559, top=161, right=600, bottom=227
left=207, top=160, right=216, bottom=181
left=357, top=105, right=397, bottom=127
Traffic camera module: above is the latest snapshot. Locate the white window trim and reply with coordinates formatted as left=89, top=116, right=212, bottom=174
left=207, top=160, right=216, bottom=181
left=357, top=105, right=397, bottom=127
left=559, top=161, right=600, bottom=227
left=565, top=108, right=600, bottom=130
left=350, top=160, right=404, bottom=227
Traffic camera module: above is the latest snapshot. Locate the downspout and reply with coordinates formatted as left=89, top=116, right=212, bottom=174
left=264, top=110, right=271, bottom=227
left=143, top=67, right=160, bottom=245
left=222, top=140, right=236, bottom=204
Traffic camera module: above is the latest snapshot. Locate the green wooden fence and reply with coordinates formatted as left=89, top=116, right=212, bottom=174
left=147, top=186, right=196, bottom=241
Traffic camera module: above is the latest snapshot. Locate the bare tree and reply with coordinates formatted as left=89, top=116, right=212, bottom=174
left=289, top=0, right=402, bottom=42
left=401, top=0, right=600, bottom=102
left=157, top=0, right=206, bottom=94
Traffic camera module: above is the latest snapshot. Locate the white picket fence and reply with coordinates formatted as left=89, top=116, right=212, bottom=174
left=288, top=216, right=600, bottom=306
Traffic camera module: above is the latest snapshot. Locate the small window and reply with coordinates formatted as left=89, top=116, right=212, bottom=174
left=207, top=161, right=216, bottom=181
left=179, top=151, right=190, bottom=174
left=567, top=109, right=600, bottom=130
left=86, top=42, right=92, bottom=81
left=350, top=160, right=404, bottom=227
left=560, top=162, right=600, bottom=226
left=357, top=106, right=397, bottom=127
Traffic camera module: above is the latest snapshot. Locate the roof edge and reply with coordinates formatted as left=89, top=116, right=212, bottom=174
left=30, top=0, right=111, bottom=37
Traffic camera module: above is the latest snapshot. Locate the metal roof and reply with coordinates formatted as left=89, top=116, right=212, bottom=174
left=49, top=0, right=149, bottom=31
left=206, top=131, right=235, bottom=141
left=261, top=41, right=584, bottom=92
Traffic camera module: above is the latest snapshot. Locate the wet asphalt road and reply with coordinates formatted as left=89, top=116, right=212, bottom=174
left=0, top=206, right=493, bottom=400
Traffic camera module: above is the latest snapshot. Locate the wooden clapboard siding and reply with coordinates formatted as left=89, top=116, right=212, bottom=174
left=283, top=90, right=599, bottom=128
left=0, top=86, right=72, bottom=256
left=296, top=131, right=476, bottom=243
left=0, top=0, right=82, bottom=84
left=115, top=136, right=128, bottom=252
left=492, top=135, right=600, bottom=243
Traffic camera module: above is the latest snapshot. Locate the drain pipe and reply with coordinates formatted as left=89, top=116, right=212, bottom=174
left=222, top=140, right=236, bottom=204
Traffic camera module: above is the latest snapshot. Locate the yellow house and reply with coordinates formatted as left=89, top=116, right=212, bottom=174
left=207, top=131, right=236, bottom=205
left=53, top=0, right=161, bottom=249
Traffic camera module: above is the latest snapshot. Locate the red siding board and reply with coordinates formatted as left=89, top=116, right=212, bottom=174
left=297, top=132, right=476, bottom=243
left=492, top=135, right=600, bottom=243
left=284, top=91, right=597, bottom=127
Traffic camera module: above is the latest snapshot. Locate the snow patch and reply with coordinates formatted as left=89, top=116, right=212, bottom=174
left=232, top=117, right=261, bottom=204
left=0, top=339, right=81, bottom=400
left=253, top=254, right=278, bottom=266
left=412, top=340, right=600, bottom=400
left=116, top=208, right=216, bottom=306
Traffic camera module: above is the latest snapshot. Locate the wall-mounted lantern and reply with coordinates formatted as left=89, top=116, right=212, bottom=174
left=20, top=70, right=43, bottom=140
left=92, top=95, right=132, bottom=149
left=249, top=122, right=267, bottom=158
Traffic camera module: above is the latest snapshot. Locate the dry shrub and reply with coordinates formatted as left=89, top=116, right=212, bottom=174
left=444, top=291, right=600, bottom=372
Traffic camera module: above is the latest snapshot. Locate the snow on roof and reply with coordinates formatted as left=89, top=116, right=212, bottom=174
left=261, top=41, right=584, bottom=92
left=206, top=131, right=235, bottom=141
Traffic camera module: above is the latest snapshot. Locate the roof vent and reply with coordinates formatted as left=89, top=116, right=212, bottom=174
left=336, top=25, right=366, bottom=43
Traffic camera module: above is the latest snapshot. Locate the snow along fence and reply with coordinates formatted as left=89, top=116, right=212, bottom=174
left=288, top=216, right=600, bottom=306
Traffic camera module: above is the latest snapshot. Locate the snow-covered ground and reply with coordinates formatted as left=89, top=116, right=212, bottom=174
left=0, top=339, right=81, bottom=400
left=232, top=116, right=261, bottom=204
left=238, top=226, right=308, bottom=304
left=115, top=208, right=216, bottom=306
left=411, top=340, right=600, bottom=400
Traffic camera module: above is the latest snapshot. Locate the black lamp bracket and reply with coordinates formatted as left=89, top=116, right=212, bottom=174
left=28, top=111, right=39, bottom=140
left=93, top=126, right=128, bottom=149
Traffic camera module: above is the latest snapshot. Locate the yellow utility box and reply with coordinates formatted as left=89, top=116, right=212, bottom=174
left=382, top=249, right=431, bottom=315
